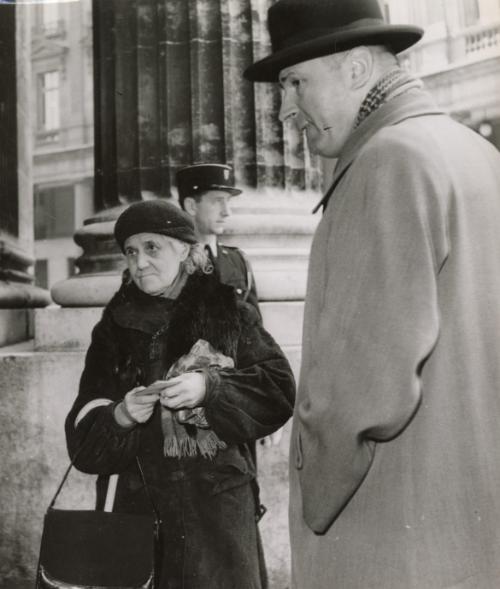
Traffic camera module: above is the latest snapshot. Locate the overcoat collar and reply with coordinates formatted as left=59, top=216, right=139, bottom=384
left=314, top=89, right=444, bottom=213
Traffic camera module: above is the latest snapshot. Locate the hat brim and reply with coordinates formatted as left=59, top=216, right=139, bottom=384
left=204, top=185, right=242, bottom=197
left=244, top=25, right=423, bottom=82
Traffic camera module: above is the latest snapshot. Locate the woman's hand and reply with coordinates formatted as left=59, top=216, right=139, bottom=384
left=159, top=372, right=206, bottom=410
left=114, top=386, right=160, bottom=426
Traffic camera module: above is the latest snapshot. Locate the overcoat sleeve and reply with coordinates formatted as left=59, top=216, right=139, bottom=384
left=65, top=309, right=141, bottom=474
left=298, top=131, right=450, bottom=533
left=203, top=305, right=295, bottom=444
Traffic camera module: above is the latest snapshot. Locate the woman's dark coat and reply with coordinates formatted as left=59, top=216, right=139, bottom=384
left=65, top=271, right=295, bottom=589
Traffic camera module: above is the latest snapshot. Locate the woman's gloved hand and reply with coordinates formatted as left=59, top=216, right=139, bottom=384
left=114, top=386, right=160, bottom=427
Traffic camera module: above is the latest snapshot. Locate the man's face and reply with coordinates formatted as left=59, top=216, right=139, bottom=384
left=279, top=54, right=357, bottom=158
left=124, top=233, right=189, bottom=296
left=187, top=190, right=232, bottom=237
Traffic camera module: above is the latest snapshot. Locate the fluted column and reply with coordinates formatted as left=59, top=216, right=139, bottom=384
left=52, top=0, right=322, bottom=306
left=0, top=3, right=50, bottom=325
left=92, top=0, right=321, bottom=203
left=221, top=0, right=256, bottom=185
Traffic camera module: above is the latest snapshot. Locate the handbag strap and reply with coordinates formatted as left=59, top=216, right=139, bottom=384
left=48, top=450, right=161, bottom=524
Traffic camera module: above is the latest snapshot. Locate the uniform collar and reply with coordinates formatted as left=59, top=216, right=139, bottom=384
left=202, top=236, right=218, bottom=257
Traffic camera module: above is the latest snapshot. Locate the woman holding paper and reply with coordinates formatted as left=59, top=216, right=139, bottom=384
left=65, top=199, right=295, bottom=589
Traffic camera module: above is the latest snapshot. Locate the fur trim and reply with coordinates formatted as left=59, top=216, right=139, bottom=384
left=107, top=271, right=242, bottom=371
left=163, top=273, right=241, bottom=366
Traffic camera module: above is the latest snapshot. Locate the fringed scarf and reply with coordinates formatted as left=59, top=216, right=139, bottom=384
left=160, top=339, right=233, bottom=459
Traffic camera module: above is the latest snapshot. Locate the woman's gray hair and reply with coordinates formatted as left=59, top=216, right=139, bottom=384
left=183, top=243, right=214, bottom=275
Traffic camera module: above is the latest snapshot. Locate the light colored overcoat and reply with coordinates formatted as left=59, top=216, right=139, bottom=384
left=290, top=89, right=500, bottom=589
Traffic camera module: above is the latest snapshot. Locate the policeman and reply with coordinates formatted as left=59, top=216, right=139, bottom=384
left=178, top=163, right=283, bottom=451
left=177, top=163, right=260, bottom=316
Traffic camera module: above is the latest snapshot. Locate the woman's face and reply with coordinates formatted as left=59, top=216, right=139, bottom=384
left=124, top=233, right=189, bottom=296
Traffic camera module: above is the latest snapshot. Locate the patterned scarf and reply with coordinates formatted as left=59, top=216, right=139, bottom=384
left=354, top=67, right=423, bottom=129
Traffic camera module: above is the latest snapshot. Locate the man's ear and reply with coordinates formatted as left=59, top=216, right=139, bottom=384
left=349, top=47, right=374, bottom=90
left=183, top=196, right=198, bottom=217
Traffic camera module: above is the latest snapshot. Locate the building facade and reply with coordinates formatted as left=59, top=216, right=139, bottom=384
left=32, top=0, right=94, bottom=289
left=386, top=0, right=500, bottom=148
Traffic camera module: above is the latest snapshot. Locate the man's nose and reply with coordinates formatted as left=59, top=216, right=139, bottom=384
left=279, top=91, right=298, bottom=124
left=221, top=201, right=231, bottom=217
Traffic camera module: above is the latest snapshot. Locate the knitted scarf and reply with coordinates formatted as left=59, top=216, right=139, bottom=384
left=354, top=67, right=423, bottom=129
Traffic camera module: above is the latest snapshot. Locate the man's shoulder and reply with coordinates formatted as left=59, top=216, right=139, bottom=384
left=363, top=115, right=450, bottom=165
left=217, top=244, right=247, bottom=265
left=218, top=243, right=244, bottom=254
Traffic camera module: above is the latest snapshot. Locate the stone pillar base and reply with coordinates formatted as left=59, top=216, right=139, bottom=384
left=0, top=309, right=33, bottom=347
left=0, top=282, right=51, bottom=309
left=51, top=273, right=121, bottom=308
left=0, top=282, right=51, bottom=345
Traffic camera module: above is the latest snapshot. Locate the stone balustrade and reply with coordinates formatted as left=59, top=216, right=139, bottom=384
left=465, top=21, right=500, bottom=55
left=403, top=19, right=500, bottom=75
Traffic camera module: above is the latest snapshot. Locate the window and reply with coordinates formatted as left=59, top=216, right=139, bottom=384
left=38, top=71, right=60, bottom=132
left=35, top=186, right=75, bottom=239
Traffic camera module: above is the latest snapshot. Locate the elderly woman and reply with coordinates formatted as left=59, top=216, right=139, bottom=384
left=65, top=200, right=295, bottom=589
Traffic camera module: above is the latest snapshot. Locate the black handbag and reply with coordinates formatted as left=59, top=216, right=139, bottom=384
left=36, top=457, right=161, bottom=589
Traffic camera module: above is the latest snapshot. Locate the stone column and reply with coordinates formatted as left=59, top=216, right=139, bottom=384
left=0, top=2, right=50, bottom=344
left=51, top=0, right=322, bottom=306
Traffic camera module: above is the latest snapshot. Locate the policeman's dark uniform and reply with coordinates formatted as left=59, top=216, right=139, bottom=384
left=212, top=244, right=260, bottom=315
left=177, top=163, right=261, bottom=318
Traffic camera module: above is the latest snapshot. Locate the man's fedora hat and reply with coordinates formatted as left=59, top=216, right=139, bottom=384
left=244, top=0, right=423, bottom=82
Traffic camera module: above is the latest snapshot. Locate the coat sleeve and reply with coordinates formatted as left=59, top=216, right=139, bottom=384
left=297, top=130, right=450, bottom=534
left=65, top=310, right=141, bottom=475
left=203, top=305, right=295, bottom=444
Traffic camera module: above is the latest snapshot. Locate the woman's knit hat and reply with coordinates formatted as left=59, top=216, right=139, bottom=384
left=114, top=199, right=198, bottom=251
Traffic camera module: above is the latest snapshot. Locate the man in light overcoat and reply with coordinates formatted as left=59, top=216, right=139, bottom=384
left=245, top=0, right=500, bottom=587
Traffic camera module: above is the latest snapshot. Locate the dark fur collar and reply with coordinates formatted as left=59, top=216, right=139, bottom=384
left=108, top=271, right=243, bottom=364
